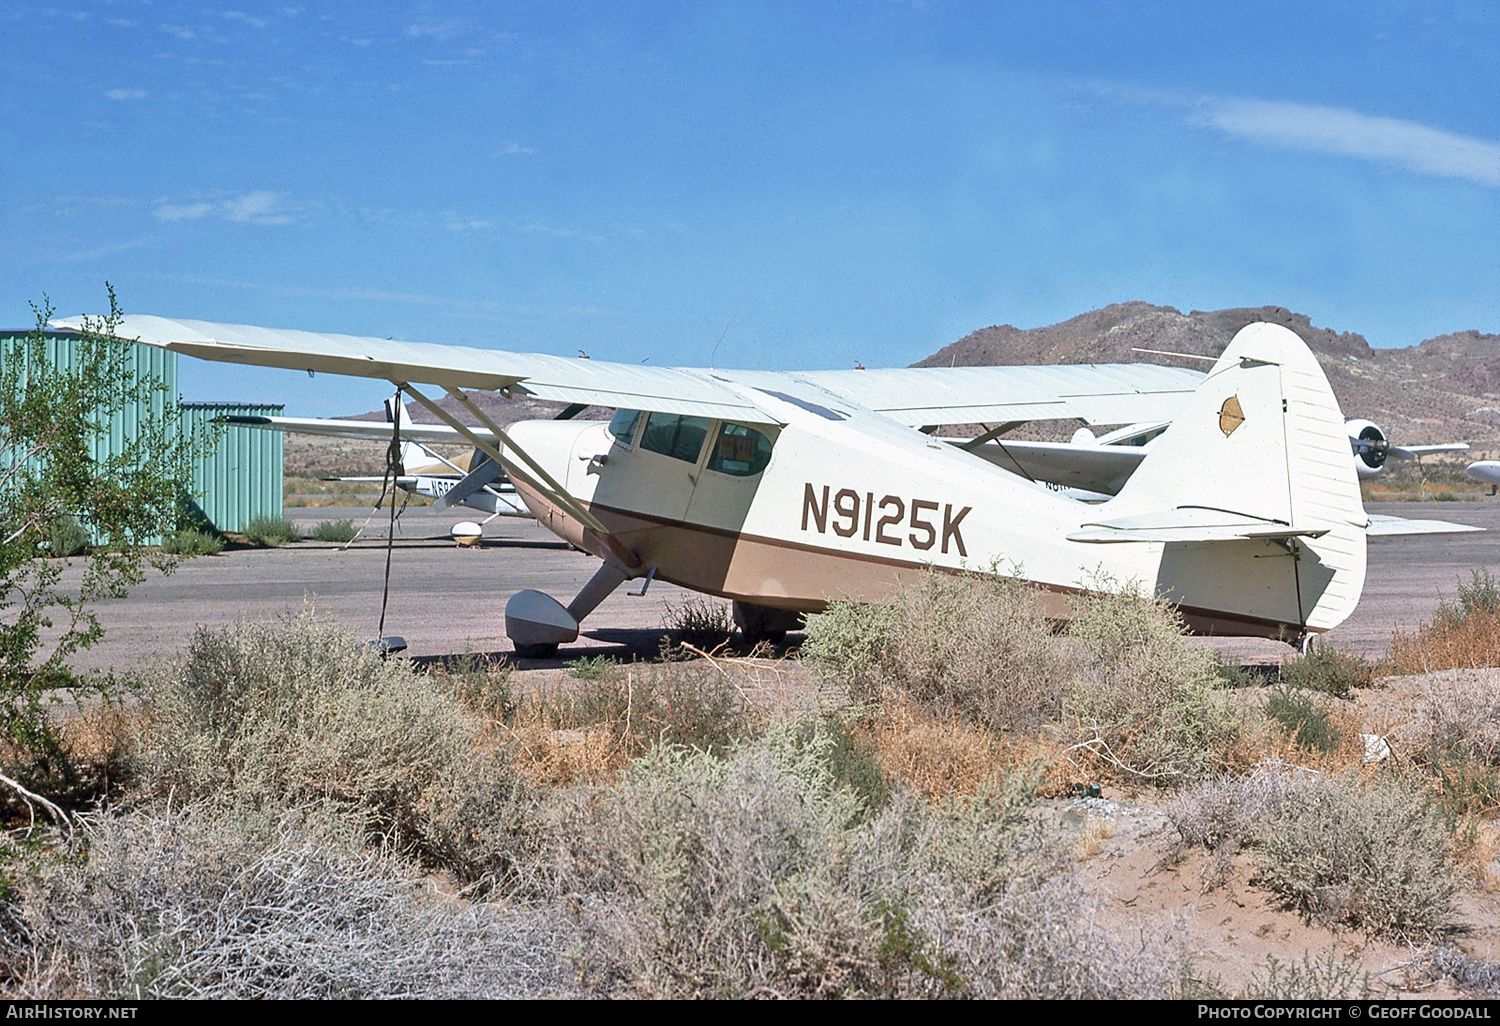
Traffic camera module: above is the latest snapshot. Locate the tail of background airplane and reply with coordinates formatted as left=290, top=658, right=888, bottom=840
left=381, top=397, right=429, bottom=473
left=1079, top=322, right=1367, bottom=636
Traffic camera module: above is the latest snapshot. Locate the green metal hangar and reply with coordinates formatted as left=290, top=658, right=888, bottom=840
left=3, top=329, right=284, bottom=537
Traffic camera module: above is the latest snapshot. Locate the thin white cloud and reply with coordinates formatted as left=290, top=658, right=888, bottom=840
left=496, top=142, right=535, bottom=157
left=403, top=20, right=466, bottom=41
left=159, top=23, right=195, bottom=40
left=153, top=201, right=214, bottom=222
left=218, top=11, right=269, bottom=29
left=104, top=88, right=147, bottom=101
left=153, top=190, right=303, bottom=225
left=46, top=238, right=150, bottom=264
left=1192, top=97, right=1500, bottom=188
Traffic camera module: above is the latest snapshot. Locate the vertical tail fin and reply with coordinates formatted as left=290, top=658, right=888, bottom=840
left=1104, top=322, right=1367, bottom=634
left=382, top=397, right=426, bottom=473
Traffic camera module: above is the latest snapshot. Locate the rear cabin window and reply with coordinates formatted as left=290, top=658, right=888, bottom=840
left=608, top=408, right=642, bottom=444
left=707, top=423, right=774, bottom=477
left=639, top=413, right=712, bottom=463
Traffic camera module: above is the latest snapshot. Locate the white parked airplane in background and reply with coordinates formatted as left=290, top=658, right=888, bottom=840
left=54, top=314, right=1478, bottom=655
left=225, top=397, right=532, bottom=525
left=960, top=413, right=1469, bottom=500
left=1467, top=461, right=1500, bottom=494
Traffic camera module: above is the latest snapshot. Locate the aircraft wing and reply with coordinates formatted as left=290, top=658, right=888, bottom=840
left=798, top=364, right=1203, bottom=427
left=50, top=315, right=781, bottom=425
left=1389, top=443, right=1470, bottom=459
left=56, top=315, right=1211, bottom=434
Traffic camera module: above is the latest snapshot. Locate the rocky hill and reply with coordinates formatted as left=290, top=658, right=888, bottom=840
left=918, top=302, right=1500, bottom=455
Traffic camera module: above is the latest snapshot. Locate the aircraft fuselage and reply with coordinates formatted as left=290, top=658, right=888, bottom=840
left=503, top=367, right=1359, bottom=640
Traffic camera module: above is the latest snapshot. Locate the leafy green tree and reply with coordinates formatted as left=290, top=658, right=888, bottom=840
left=0, top=287, right=195, bottom=797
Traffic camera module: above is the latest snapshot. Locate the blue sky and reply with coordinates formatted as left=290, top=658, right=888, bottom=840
left=3, top=2, right=1498, bottom=415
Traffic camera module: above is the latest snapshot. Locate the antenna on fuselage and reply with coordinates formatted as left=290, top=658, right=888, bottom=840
left=709, top=309, right=740, bottom=369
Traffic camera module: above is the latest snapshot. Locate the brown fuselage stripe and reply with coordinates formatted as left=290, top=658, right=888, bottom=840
left=520, top=488, right=1320, bottom=640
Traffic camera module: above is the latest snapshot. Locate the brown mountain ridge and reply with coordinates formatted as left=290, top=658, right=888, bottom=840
left=918, top=302, right=1500, bottom=453
left=345, top=301, right=1500, bottom=456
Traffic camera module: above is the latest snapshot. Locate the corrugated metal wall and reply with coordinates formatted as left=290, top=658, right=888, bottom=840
left=1, top=330, right=179, bottom=462
left=1, top=332, right=284, bottom=537
left=180, top=403, right=285, bottom=532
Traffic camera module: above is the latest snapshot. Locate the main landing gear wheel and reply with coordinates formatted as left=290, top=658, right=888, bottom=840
left=733, top=601, right=805, bottom=644
left=512, top=642, right=559, bottom=660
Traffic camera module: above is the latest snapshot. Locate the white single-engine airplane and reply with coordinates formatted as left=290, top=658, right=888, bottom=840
left=226, top=397, right=533, bottom=523
left=54, top=314, right=1478, bottom=655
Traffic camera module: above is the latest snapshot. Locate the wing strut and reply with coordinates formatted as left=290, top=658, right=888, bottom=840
left=395, top=382, right=642, bottom=569
left=959, top=421, right=1026, bottom=452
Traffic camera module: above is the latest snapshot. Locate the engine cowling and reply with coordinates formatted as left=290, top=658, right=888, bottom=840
left=1346, top=419, right=1388, bottom=479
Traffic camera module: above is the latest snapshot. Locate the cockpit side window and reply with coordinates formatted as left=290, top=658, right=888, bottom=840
left=608, top=408, right=643, bottom=445
left=639, top=413, right=712, bottom=463
left=706, top=423, right=774, bottom=477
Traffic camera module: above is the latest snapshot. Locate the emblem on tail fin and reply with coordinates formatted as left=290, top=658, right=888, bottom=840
left=1218, top=395, right=1244, bottom=437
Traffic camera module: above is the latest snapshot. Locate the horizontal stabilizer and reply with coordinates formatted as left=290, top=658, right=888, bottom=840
left=1365, top=513, right=1483, bottom=537
left=1068, top=506, right=1330, bottom=544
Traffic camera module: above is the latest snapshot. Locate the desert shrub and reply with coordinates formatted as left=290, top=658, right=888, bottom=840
left=548, top=725, right=1190, bottom=999
left=1428, top=948, right=1500, bottom=998
left=1388, top=570, right=1500, bottom=672
left=520, top=657, right=753, bottom=760
left=1243, top=949, right=1372, bottom=1000
left=661, top=595, right=735, bottom=649
left=804, top=571, right=1073, bottom=734
left=1064, top=587, right=1239, bottom=782
left=1212, top=659, right=1266, bottom=689
left=1388, top=610, right=1500, bottom=673
left=1170, top=769, right=1460, bottom=940
left=1166, top=770, right=1313, bottom=889
left=0, top=807, right=573, bottom=999
left=131, top=613, right=535, bottom=890
left=859, top=695, right=1005, bottom=799
left=1262, top=684, right=1342, bottom=754
left=46, top=515, right=89, bottom=557
left=1401, top=668, right=1500, bottom=768
left=814, top=714, right=890, bottom=812
left=1456, top=568, right=1500, bottom=617
left=431, top=652, right=514, bottom=721
left=1435, top=760, right=1500, bottom=818
left=800, top=598, right=900, bottom=695
left=1397, top=669, right=1500, bottom=815
left=1278, top=646, right=1373, bottom=697
left=565, top=654, right=617, bottom=681
left=243, top=515, right=300, bottom=547
left=161, top=528, right=223, bottom=557
left=1251, top=773, right=1457, bottom=941
left=309, top=518, right=358, bottom=543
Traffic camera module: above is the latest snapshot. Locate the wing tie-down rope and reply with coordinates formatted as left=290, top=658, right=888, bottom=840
left=376, top=388, right=408, bottom=641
